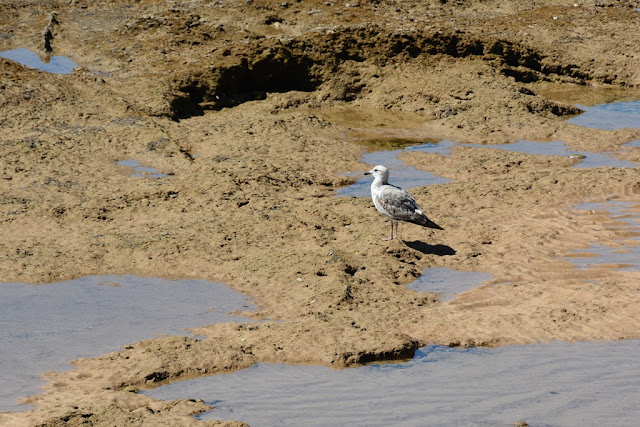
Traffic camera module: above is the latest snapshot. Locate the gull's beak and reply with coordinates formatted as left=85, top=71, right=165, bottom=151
left=364, top=170, right=371, bottom=176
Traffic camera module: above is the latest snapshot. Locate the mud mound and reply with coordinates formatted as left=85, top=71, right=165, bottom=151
left=167, top=26, right=588, bottom=119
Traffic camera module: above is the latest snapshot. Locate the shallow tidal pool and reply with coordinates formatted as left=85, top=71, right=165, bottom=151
left=145, top=339, right=640, bottom=426
left=0, top=275, right=254, bottom=412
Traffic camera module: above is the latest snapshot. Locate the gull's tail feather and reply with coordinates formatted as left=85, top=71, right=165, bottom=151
left=414, top=215, right=444, bottom=230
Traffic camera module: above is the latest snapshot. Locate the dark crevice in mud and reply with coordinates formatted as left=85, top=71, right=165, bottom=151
left=501, top=66, right=540, bottom=83
left=487, top=40, right=592, bottom=84
left=341, top=340, right=421, bottom=366
left=170, top=44, right=321, bottom=119
left=144, top=371, right=171, bottom=383
left=167, top=27, right=601, bottom=119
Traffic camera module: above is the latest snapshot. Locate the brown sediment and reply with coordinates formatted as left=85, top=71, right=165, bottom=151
left=2, top=0, right=640, bottom=424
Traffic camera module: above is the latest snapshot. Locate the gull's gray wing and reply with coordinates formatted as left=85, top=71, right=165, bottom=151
left=378, top=185, right=443, bottom=230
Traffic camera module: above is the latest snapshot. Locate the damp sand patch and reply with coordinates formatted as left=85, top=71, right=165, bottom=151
left=117, top=159, right=169, bottom=178
left=313, top=106, right=431, bottom=130
left=463, top=139, right=637, bottom=168
left=405, top=267, right=491, bottom=301
left=0, top=275, right=255, bottom=412
left=531, top=82, right=640, bottom=108
left=563, top=201, right=640, bottom=271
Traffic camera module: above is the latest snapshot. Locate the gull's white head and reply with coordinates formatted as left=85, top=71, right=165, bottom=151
left=364, top=165, right=390, bottom=184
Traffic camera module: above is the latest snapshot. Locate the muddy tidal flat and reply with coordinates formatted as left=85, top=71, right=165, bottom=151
left=2, top=0, right=640, bottom=425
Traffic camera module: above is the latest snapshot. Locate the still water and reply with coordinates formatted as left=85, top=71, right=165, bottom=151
left=145, top=339, right=640, bottom=426
left=567, top=100, right=640, bottom=130
left=0, top=276, right=254, bottom=412
left=0, top=48, right=77, bottom=74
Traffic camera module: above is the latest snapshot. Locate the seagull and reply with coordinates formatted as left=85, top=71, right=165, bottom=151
left=365, top=165, right=443, bottom=241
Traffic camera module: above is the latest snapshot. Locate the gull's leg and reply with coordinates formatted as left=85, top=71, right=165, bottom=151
left=394, top=222, right=399, bottom=239
left=382, top=220, right=394, bottom=241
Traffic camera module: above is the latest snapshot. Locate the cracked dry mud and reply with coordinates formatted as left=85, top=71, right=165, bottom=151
left=2, top=0, right=640, bottom=425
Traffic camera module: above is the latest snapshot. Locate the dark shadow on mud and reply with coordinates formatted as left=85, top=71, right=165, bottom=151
left=403, top=240, right=456, bottom=256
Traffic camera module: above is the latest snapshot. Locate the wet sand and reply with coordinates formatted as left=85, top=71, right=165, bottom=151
left=2, top=0, right=640, bottom=425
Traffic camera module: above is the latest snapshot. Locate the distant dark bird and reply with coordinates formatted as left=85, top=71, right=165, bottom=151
left=365, top=165, right=443, bottom=241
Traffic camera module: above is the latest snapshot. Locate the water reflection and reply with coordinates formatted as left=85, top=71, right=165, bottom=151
left=0, top=276, right=254, bottom=412
left=0, top=48, right=77, bottom=74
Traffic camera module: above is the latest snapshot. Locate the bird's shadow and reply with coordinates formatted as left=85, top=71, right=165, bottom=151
left=403, top=240, right=456, bottom=256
